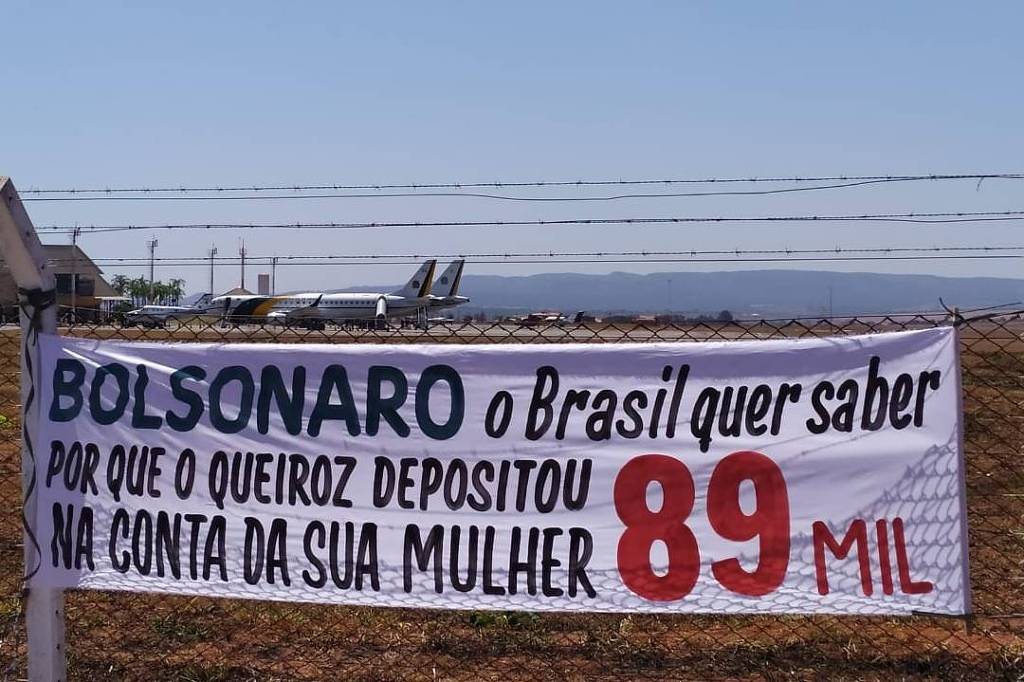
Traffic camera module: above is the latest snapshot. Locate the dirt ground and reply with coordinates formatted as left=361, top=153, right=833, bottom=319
left=0, top=320, right=1021, bottom=681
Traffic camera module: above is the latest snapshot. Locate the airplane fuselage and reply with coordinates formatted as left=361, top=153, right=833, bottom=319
left=208, top=292, right=431, bottom=323
left=205, top=259, right=448, bottom=326
left=428, top=294, right=470, bottom=312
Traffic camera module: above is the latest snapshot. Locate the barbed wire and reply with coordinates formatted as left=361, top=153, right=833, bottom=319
left=19, top=173, right=1024, bottom=194
left=34, top=210, right=1024, bottom=234
left=57, top=255, right=1024, bottom=269
left=20, top=176, right=1024, bottom=203
left=37, top=245, right=1024, bottom=264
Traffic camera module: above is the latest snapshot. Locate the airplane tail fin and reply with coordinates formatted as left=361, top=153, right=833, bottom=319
left=435, top=260, right=465, bottom=297
left=392, top=260, right=437, bottom=298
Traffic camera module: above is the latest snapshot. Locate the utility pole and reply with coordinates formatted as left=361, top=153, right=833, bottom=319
left=147, top=238, right=158, bottom=303
left=70, top=226, right=81, bottom=322
left=208, top=245, right=218, bottom=295
left=271, top=256, right=278, bottom=294
left=239, top=239, right=247, bottom=290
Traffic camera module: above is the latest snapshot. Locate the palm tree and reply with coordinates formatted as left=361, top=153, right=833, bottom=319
left=166, top=278, right=185, bottom=305
left=128, top=277, right=148, bottom=306
left=111, top=275, right=187, bottom=305
left=151, top=281, right=170, bottom=305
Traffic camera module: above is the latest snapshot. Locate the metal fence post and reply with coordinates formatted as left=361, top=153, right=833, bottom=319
left=0, top=176, right=66, bottom=681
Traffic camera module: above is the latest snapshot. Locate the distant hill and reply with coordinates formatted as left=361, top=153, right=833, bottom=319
left=334, top=269, right=1024, bottom=318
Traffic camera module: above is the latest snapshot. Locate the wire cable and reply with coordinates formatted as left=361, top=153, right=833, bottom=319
left=20, top=173, right=1024, bottom=194
left=75, top=255, right=1024, bottom=269
left=21, top=176, right=1024, bottom=203
left=40, top=244, right=1024, bottom=265
left=35, top=210, right=1024, bottom=234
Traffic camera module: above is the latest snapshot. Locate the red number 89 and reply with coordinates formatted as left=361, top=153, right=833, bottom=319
left=614, top=451, right=790, bottom=601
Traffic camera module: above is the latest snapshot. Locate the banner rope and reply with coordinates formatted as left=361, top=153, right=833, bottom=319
left=2, top=287, right=54, bottom=676
left=16, top=287, right=55, bottom=586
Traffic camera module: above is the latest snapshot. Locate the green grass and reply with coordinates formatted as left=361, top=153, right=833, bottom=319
left=149, top=612, right=213, bottom=645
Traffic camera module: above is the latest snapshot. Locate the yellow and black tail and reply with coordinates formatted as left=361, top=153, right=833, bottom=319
left=435, top=260, right=465, bottom=297
left=392, top=260, right=437, bottom=298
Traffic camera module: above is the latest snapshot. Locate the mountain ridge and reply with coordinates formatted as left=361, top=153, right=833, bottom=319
left=329, top=269, right=1024, bottom=317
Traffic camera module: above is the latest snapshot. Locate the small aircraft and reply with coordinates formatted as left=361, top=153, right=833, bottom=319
left=513, top=310, right=587, bottom=327
left=515, top=310, right=566, bottom=327
left=123, top=294, right=214, bottom=328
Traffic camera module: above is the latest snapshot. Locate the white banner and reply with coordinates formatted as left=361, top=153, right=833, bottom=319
left=34, top=329, right=969, bottom=615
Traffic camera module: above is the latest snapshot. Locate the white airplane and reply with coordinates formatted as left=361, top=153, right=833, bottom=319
left=427, top=260, right=469, bottom=313
left=123, top=294, right=214, bottom=328
left=208, top=261, right=438, bottom=329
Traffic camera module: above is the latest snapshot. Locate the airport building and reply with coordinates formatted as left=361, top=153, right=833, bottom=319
left=0, top=244, right=118, bottom=319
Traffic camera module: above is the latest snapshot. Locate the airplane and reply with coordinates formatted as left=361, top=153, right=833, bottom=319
left=208, top=260, right=438, bottom=329
left=427, top=260, right=469, bottom=314
left=511, top=311, right=588, bottom=327
left=283, top=259, right=437, bottom=328
left=515, top=310, right=566, bottom=327
left=123, top=294, right=214, bottom=328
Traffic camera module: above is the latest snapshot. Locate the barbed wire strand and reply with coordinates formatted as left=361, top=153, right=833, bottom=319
left=34, top=210, right=1024, bottom=234
left=21, top=176, right=1024, bottom=203
left=37, top=245, right=1024, bottom=265
left=59, top=255, right=1024, bottom=269
left=19, top=172, right=1024, bottom=194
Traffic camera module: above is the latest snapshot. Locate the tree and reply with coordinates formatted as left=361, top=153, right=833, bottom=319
left=128, top=277, right=148, bottom=306
left=717, top=309, right=734, bottom=322
left=166, top=278, right=185, bottom=304
left=111, top=274, right=130, bottom=296
left=150, top=281, right=167, bottom=305
left=111, top=276, right=188, bottom=305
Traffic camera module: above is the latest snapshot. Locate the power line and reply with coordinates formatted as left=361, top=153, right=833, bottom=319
left=19, top=176, right=1024, bottom=203
left=34, top=210, right=1024, bottom=234
left=40, top=244, right=1024, bottom=265
left=19, top=173, right=1024, bottom=194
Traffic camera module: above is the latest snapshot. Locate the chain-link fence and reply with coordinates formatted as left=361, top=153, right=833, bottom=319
left=1, top=313, right=1022, bottom=680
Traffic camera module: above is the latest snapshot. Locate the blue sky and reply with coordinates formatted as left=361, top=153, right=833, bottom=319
left=3, top=2, right=1023, bottom=293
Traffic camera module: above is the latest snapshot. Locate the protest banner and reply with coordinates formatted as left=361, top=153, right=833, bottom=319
left=34, top=328, right=969, bottom=615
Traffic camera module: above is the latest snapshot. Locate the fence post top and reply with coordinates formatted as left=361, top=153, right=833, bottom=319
left=0, top=176, right=54, bottom=293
